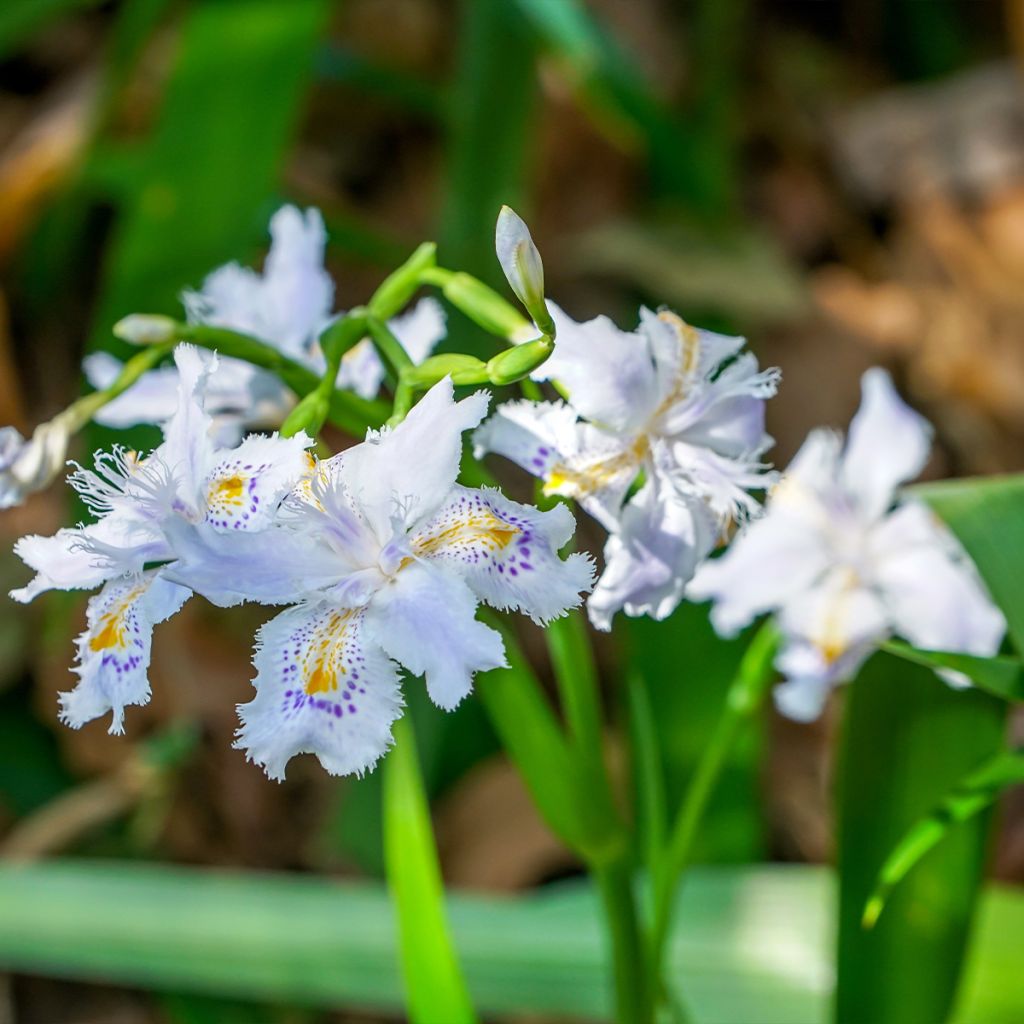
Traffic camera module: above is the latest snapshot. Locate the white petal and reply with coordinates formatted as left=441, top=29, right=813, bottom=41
left=870, top=502, right=1005, bottom=657
left=771, top=669, right=834, bottom=723
left=588, top=475, right=717, bottom=631
left=541, top=302, right=660, bottom=433
left=389, top=297, right=446, bottom=364
left=411, top=484, right=595, bottom=624
left=60, top=571, right=190, bottom=734
left=84, top=353, right=182, bottom=429
left=775, top=568, right=889, bottom=688
left=689, top=505, right=832, bottom=637
left=235, top=601, right=402, bottom=780
left=183, top=263, right=264, bottom=336
left=11, top=514, right=168, bottom=603
left=364, top=561, right=506, bottom=710
left=161, top=520, right=338, bottom=607
left=841, top=368, right=932, bottom=519
left=203, top=431, right=313, bottom=532
left=261, top=206, right=335, bottom=357
left=473, top=400, right=641, bottom=531
left=336, top=340, right=386, bottom=400
left=338, top=379, right=489, bottom=538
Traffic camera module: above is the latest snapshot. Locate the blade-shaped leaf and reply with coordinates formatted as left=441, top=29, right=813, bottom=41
left=882, top=640, right=1024, bottom=702
left=383, top=716, right=476, bottom=1024
left=835, top=652, right=1006, bottom=1024
left=864, top=748, right=1024, bottom=928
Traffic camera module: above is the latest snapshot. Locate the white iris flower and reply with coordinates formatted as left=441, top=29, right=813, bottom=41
left=166, top=378, right=595, bottom=780
left=10, top=344, right=312, bottom=733
left=690, top=368, right=1006, bottom=720
left=474, top=304, right=779, bottom=630
left=85, top=206, right=445, bottom=443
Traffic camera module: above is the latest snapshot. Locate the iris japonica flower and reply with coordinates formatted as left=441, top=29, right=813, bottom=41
left=474, top=305, right=780, bottom=629
left=689, top=368, right=1005, bottom=720
left=10, top=344, right=312, bottom=732
left=85, top=206, right=445, bottom=442
left=169, top=378, right=595, bottom=780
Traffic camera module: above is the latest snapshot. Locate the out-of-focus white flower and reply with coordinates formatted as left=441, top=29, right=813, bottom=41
left=11, top=344, right=312, bottom=733
left=0, top=418, right=73, bottom=508
left=474, top=304, right=779, bottom=630
left=87, top=206, right=446, bottom=441
left=690, top=368, right=1006, bottom=721
left=168, top=379, right=594, bottom=780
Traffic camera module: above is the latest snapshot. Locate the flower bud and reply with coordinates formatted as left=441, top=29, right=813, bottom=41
left=0, top=418, right=72, bottom=508
left=437, top=272, right=533, bottom=342
left=407, top=354, right=488, bottom=388
left=113, top=314, right=179, bottom=345
left=495, top=206, right=554, bottom=336
left=486, top=336, right=554, bottom=385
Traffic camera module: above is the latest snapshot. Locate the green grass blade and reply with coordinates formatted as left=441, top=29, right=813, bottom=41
left=383, top=716, right=476, bottom=1024
left=915, top=473, right=1024, bottom=654
left=627, top=670, right=667, bottom=888
left=835, top=652, right=1006, bottom=1024
left=882, top=640, right=1024, bottom=702
left=864, top=748, right=1024, bottom=928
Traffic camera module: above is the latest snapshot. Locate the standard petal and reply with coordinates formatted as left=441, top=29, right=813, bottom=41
left=60, top=571, right=190, bottom=734
left=337, top=378, right=489, bottom=538
left=871, top=502, right=1005, bottom=657
left=364, top=561, right=506, bottom=710
left=540, top=302, right=660, bottom=433
left=235, top=601, right=402, bottom=780
left=203, top=431, right=313, bottom=532
left=587, top=476, right=717, bottom=631
left=410, top=484, right=594, bottom=625
left=473, top=400, right=641, bottom=530
left=841, top=368, right=932, bottom=519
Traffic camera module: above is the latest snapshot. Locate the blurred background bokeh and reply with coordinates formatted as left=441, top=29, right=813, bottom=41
left=3, top=0, right=1024, bottom=1020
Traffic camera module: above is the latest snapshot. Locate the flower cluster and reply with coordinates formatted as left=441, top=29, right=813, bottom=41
left=84, top=206, right=446, bottom=442
left=690, top=368, right=1005, bottom=719
left=12, top=345, right=593, bottom=776
left=475, top=302, right=780, bottom=629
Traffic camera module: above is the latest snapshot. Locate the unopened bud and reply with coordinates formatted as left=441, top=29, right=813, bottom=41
left=487, top=336, right=554, bottom=386
left=437, top=272, right=532, bottom=342
left=407, top=354, right=488, bottom=388
left=0, top=417, right=72, bottom=508
left=495, top=206, right=554, bottom=336
left=113, top=314, right=179, bottom=345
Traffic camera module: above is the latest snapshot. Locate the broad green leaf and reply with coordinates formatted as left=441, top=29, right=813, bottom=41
left=882, top=640, right=1024, bottom=702
left=383, top=716, right=476, bottom=1024
left=916, top=474, right=1024, bottom=655
left=0, top=860, right=1021, bottom=1022
left=864, top=749, right=1024, bottom=928
left=835, top=652, right=1005, bottom=1024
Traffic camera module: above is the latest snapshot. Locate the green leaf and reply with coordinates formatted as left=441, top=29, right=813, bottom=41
left=882, top=640, right=1024, bottom=702
left=835, top=652, right=1006, bottom=1024
left=915, top=473, right=1024, bottom=655
left=0, top=860, right=1022, bottom=1021
left=864, top=749, right=1024, bottom=929
left=383, top=716, right=476, bottom=1024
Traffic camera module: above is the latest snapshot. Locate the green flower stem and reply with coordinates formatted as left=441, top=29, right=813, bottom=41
left=366, top=316, right=414, bottom=378
left=649, top=621, right=779, bottom=975
left=71, top=341, right=177, bottom=428
left=595, top=856, right=653, bottom=1024
left=172, top=322, right=387, bottom=437
left=367, top=242, right=437, bottom=321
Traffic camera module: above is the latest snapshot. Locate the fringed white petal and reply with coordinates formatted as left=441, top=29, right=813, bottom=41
left=236, top=600, right=402, bottom=780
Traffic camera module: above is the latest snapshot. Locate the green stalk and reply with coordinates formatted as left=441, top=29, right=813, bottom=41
left=649, top=621, right=778, bottom=973
left=383, top=715, right=477, bottom=1024
left=71, top=341, right=176, bottom=428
